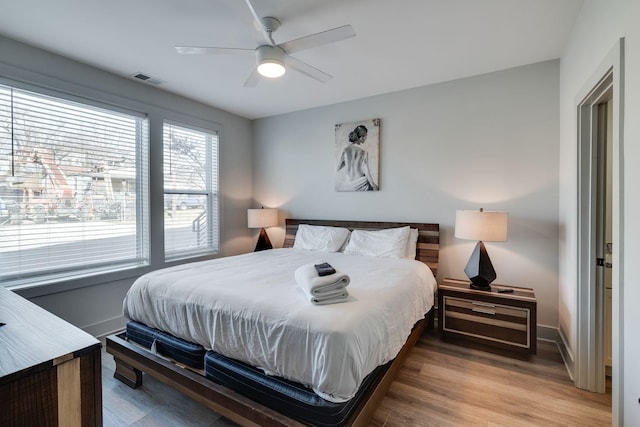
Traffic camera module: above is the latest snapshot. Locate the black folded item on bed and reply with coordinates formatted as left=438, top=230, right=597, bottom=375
left=125, top=320, right=206, bottom=369
left=125, top=320, right=386, bottom=426
left=204, top=351, right=387, bottom=427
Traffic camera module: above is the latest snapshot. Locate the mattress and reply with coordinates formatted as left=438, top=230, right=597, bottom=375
left=123, top=318, right=388, bottom=426
left=125, top=320, right=206, bottom=369
left=123, top=248, right=436, bottom=402
left=204, top=350, right=387, bottom=427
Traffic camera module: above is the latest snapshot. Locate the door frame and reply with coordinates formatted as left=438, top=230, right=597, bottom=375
left=575, top=38, right=624, bottom=423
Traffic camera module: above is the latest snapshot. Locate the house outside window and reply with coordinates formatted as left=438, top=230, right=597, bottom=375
left=163, top=121, right=219, bottom=260
left=0, top=83, right=149, bottom=288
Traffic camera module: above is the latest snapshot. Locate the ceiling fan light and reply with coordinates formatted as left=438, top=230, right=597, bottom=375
left=257, top=60, right=285, bottom=78
left=256, top=45, right=286, bottom=78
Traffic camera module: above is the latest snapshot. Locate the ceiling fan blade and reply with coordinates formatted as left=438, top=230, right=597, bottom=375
left=243, top=0, right=273, bottom=45
left=243, top=68, right=261, bottom=87
left=285, top=55, right=332, bottom=83
left=175, top=46, right=253, bottom=55
left=279, top=25, right=355, bottom=54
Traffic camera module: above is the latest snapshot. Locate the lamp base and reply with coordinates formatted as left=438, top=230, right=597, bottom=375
left=254, top=228, right=273, bottom=252
left=464, top=241, right=496, bottom=291
left=469, top=283, right=493, bottom=291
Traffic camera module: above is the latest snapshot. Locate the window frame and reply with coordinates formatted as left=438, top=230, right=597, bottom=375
left=0, top=78, right=151, bottom=291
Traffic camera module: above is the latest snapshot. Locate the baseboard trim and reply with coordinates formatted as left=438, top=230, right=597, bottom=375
left=535, top=325, right=575, bottom=382
left=556, top=327, right=575, bottom=381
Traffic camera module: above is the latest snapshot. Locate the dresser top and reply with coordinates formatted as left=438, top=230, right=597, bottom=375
left=0, top=286, right=100, bottom=380
left=440, top=277, right=536, bottom=302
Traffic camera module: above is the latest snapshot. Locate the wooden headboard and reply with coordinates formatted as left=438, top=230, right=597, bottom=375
left=284, top=219, right=440, bottom=278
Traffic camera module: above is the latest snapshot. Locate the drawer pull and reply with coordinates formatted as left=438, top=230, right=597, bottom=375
left=472, top=307, right=496, bottom=315
left=472, top=301, right=496, bottom=308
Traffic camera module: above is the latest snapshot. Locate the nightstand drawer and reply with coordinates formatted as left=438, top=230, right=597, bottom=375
left=438, top=278, right=537, bottom=355
left=442, top=296, right=531, bottom=348
left=445, top=297, right=529, bottom=319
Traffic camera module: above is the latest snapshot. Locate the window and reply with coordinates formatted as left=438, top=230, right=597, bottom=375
left=163, top=122, right=218, bottom=259
left=0, top=84, right=149, bottom=288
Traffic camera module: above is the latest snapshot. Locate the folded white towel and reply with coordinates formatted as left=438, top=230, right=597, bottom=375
left=294, top=261, right=351, bottom=305
left=309, top=289, right=350, bottom=306
left=294, top=261, right=350, bottom=296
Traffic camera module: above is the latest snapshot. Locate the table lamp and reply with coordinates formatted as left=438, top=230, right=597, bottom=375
left=248, top=208, right=278, bottom=251
left=455, top=208, right=508, bottom=290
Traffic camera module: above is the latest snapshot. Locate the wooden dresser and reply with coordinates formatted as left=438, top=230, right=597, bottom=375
left=438, top=278, right=537, bottom=355
left=0, top=286, right=102, bottom=426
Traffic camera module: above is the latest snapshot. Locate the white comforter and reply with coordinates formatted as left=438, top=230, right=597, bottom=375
left=122, top=248, right=436, bottom=402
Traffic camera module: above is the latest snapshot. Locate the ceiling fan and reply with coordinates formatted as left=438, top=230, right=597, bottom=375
left=175, top=0, right=356, bottom=87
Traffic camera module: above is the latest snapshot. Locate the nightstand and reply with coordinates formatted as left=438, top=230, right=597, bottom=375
left=438, top=278, right=537, bottom=355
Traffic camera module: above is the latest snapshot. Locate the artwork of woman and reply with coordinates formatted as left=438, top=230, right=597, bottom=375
left=335, top=119, right=379, bottom=191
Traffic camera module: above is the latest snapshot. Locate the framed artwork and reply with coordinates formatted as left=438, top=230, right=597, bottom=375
left=335, top=118, right=380, bottom=192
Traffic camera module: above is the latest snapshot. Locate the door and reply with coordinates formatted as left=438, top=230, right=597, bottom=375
left=596, top=100, right=613, bottom=378
left=603, top=101, right=613, bottom=376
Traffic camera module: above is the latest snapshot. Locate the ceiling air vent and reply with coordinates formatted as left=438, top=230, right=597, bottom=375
left=131, top=72, right=163, bottom=85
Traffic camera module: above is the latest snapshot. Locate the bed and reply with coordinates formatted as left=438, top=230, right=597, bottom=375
left=106, top=219, right=440, bottom=426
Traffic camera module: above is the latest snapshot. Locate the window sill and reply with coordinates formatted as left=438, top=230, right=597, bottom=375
left=164, top=249, right=219, bottom=264
left=9, top=264, right=153, bottom=299
left=9, top=251, right=220, bottom=299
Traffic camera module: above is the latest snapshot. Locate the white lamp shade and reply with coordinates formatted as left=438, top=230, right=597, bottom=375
left=455, top=210, right=508, bottom=242
left=247, top=208, right=278, bottom=229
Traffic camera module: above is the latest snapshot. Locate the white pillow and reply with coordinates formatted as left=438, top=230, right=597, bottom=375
left=343, top=226, right=411, bottom=259
left=293, top=224, right=351, bottom=252
left=405, top=228, right=419, bottom=259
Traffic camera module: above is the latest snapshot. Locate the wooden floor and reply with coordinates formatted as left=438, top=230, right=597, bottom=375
left=101, top=328, right=611, bottom=426
left=102, top=348, right=236, bottom=427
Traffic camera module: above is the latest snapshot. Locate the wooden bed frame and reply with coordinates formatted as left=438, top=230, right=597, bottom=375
left=106, top=219, right=440, bottom=427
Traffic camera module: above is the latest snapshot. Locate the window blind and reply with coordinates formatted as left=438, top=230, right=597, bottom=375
left=0, top=84, right=149, bottom=288
left=163, top=122, right=219, bottom=259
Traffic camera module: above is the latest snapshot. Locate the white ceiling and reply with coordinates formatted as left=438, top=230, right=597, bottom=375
left=0, top=0, right=582, bottom=119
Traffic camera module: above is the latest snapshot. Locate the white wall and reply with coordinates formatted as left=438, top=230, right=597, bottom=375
left=0, top=35, right=254, bottom=336
left=253, top=60, right=560, bottom=331
left=559, top=0, right=640, bottom=424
